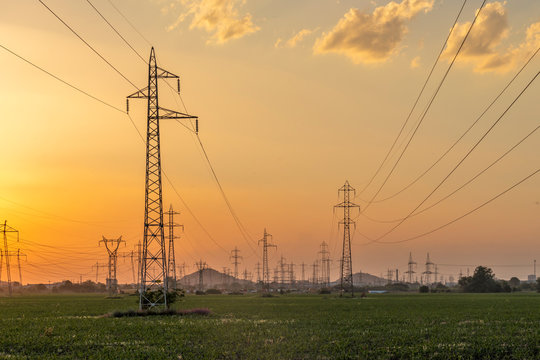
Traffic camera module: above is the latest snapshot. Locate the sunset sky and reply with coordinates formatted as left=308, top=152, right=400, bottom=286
left=0, top=0, right=539, bottom=284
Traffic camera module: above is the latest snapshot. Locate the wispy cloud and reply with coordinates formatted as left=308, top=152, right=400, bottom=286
left=443, top=1, right=540, bottom=73
left=167, top=0, right=260, bottom=44
left=313, top=0, right=434, bottom=64
left=410, top=56, right=421, bottom=69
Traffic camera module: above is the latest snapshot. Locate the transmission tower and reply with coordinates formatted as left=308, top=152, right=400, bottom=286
left=166, top=205, right=182, bottom=290
left=195, top=260, right=207, bottom=291
left=99, top=236, right=125, bottom=296
left=288, top=263, right=295, bottom=287
left=319, top=242, right=331, bottom=287
left=127, top=47, right=198, bottom=309
left=92, top=262, right=108, bottom=283
left=405, top=252, right=416, bottom=283
left=258, top=229, right=277, bottom=291
left=1, top=221, right=19, bottom=296
left=230, top=247, right=242, bottom=281
left=311, top=261, right=319, bottom=286
left=300, top=262, right=306, bottom=283
left=118, top=251, right=137, bottom=284
left=255, top=262, right=261, bottom=283
left=423, top=253, right=434, bottom=285
left=335, top=181, right=360, bottom=296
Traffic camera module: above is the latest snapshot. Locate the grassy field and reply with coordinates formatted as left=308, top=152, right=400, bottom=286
left=0, top=292, right=538, bottom=359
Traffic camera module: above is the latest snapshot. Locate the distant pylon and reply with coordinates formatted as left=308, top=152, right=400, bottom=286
left=278, top=255, right=287, bottom=290
left=423, top=253, right=434, bottom=284
left=311, top=261, right=319, bottom=286
left=166, top=205, right=182, bottom=290
left=1, top=221, right=19, bottom=296
left=230, top=247, right=243, bottom=281
left=335, top=181, right=360, bottom=296
left=258, top=229, right=277, bottom=291
left=319, top=242, right=331, bottom=287
left=300, top=262, right=306, bottom=283
left=195, top=260, right=207, bottom=291
left=255, top=262, right=261, bottom=283
left=99, top=236, right=125, bottom=297
left=127, top=48, right=198, bottom=310
left=405, top=252, right=416, bottom=283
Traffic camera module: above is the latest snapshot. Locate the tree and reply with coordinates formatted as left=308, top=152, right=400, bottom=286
left=536, top=278, right=540, bottom=293
left=508, top=277, right=520, bottom=289
left=459, top=266, right=502, bottom=293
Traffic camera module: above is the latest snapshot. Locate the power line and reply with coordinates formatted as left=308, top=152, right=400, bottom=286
left=372, top=70, right=539, bottom=242
left=358, top=0, right=469, bottom=195
left=106, top=0, right=153, bottom=47
left=367, top=46, right=540, bottom=205
left=360, top=0, right=488, bottom=213
left=361, top=124, right=539, bottom=224
left=37, top=0, right=139, bottom=90
left=0, top=43, right=125, bottom=114
left=374, top=169, right=539, bottom=244
left=84, top=0, right=147, bottom=64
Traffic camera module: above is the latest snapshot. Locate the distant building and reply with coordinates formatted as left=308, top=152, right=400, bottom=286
left=527, top=275, right=537, bottom=283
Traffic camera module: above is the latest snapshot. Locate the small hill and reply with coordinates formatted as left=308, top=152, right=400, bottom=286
left=179, top=268, right=253, bottom=289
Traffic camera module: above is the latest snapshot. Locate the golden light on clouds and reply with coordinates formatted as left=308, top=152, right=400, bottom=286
left=313, top=0, right=434, bottom=64
left=443, top=1, right=540, bottom=73
left=167, top=0, right=259, bottom=44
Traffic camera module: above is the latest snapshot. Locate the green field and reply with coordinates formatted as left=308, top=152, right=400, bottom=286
left=0, top=293, right=538, bottom=359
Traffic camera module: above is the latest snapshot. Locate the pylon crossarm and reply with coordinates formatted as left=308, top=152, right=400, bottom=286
left=157, top=67, right=179, bottom=79
left=158, top=107, right=198, bottom=120
left=127, top=87, right=149, bottom=99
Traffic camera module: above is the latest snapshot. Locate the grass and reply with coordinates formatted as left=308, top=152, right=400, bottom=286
left=0, top=292, right=538, bottom=359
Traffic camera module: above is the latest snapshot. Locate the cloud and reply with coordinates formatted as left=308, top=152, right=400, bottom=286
left=443, top=1, right=540, bottom=73
left=285, top=29, right=314, bottom=48
left=168, top=0, right=260, bottom=44
left=410, top=56, right=421, bottom=68
left=313, top=0, right=434, bottom=64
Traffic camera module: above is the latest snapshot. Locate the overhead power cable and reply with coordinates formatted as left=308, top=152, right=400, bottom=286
left=361, top=0, right=488, bottom=213
left=84, top=0, right=147, bottom=64
left=367, top=46, right=540, bottom=205
left=106, top=0, right=153, bottom=47
left=374, top=169, right=539, bottom=244
left=0, top=43, right=125, bottom=114
left=37, top=0, right=139, bottom=90
left=372, top=70, right=539, bottom=242
left=361, top=124, right=539, bottom=223
left=358, top=0, right=469, bottom=195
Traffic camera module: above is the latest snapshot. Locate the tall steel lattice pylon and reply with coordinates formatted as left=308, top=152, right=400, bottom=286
left=127, top=48, right=197, bottom=309
left=319, top=241, right=331, bottom=287
left=258, top=228, right=276, bottom=292
left=335, top=181, right=360, bottom=296
left=166, top=205, right=182, bottom=290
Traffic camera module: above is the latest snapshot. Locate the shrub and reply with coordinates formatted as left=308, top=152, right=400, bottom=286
left=419, top=285, right=429, bottom=293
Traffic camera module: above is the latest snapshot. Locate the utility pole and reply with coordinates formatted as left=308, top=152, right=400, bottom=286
left=319, top=242, right=331, bottom=287
left=1, top=222, right=19, bottom=296
left=258, top=229, right=277, bottom=292
left=301, top=262, right=306, bottom=283
left=16, top=249, right=26, bottom=286
left=166, top=205, right=182, bottom=290
left=335, top=181, right=360, bottom=296
left=99, top=236, right=125, bottom=296
left=195, top=260, right=207, bottom=291
left=423, top=253, right=434, bottom=285
left=230, top=247, right=242, bottom=281
left=289, top=263, right=295, bottom=287
left=127, top=48, right=198, bottom=310
left=395, top=269, right=399, bottom=283
left=405, top=252, right=416, bottom=283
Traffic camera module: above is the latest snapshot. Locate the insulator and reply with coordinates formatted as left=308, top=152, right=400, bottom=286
left=195, top=118, right=199, bottom=134
left=126, top=99, right=129, bottom=114
left=177, top=78, right=180, bottom=93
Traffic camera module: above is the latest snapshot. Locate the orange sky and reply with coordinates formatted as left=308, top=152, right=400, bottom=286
left=0, top=0, right=539, bottom=284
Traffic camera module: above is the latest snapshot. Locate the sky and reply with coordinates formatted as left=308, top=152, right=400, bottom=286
left=0, top=0, right=539, bottom=284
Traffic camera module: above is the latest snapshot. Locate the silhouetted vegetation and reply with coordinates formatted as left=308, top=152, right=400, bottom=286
left=458, top=266, right=510, bottom=293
